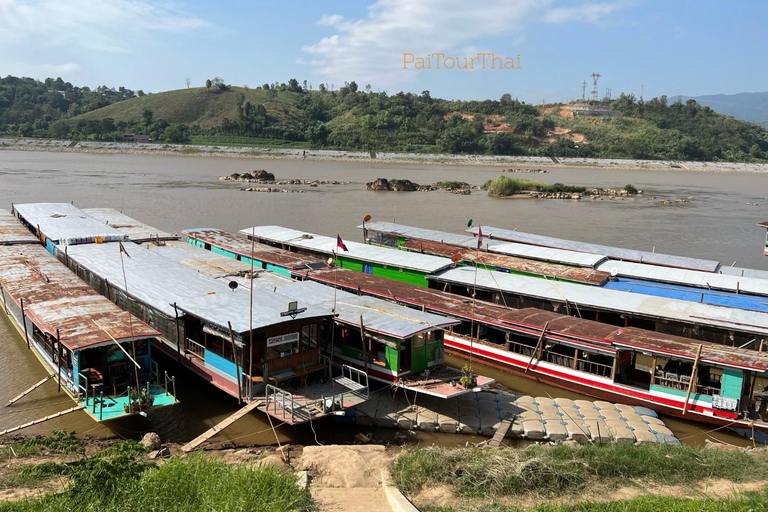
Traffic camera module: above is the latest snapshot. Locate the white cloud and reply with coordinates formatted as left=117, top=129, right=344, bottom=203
left=303, top=0, right=627, bottom=87
left=0, top=0, right=208, bottom=52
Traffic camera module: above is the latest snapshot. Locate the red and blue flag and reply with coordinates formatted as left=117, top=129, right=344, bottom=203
left=336, top=234, right=349, bottom=252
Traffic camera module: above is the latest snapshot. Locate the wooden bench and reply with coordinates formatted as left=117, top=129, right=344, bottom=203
left=267, top=349, right=326, bottom=386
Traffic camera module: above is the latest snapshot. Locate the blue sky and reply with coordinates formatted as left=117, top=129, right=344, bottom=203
left=1, top=0, right=765, bottom=103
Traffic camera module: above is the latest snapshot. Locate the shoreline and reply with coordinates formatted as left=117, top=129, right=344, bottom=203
left=3, top=137, right=768, bottom=173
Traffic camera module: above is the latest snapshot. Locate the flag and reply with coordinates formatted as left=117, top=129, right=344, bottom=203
left=119, top=241, right=131, bottom=258
left=476, top=226, right=483, bottom=250
left=336, top=234, right=349, bottom=252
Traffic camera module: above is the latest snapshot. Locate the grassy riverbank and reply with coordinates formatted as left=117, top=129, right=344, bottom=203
left=484, top=176, right=587, bottom=196
left=392, top=444, right=768, bottom=511
left=0, top=435, right=311, bottom=512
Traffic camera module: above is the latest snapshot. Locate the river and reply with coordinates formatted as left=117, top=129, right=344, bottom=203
left=1, top=149, right=767, bottom=447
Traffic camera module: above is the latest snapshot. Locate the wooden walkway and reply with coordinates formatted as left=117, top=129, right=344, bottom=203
left=0, top=405, right=85, bottom=436
left=487, top=413, right=513, bottom=448
left=181, top=399, right=264, bottom=453
left=5, top=375, right=55, bottom=407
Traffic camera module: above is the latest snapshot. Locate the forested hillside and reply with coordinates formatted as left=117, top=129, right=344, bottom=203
left=2, top=75, right=767, bottom=162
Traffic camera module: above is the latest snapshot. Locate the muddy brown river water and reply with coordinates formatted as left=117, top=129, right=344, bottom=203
left=1, top=149, right=768, bottom=447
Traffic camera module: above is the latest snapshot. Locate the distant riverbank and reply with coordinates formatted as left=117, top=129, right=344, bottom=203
left=3, top=137, right=768, bottom=173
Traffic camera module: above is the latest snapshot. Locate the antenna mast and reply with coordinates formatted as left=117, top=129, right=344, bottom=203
left=590, top=72, right=601, bottom=101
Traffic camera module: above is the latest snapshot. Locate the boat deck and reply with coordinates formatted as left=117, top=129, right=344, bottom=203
left=79, top=384, right=177, bottom=422
left=257, top=375, right=369, bottom=426
left=395, top=366, right=496, bottom=399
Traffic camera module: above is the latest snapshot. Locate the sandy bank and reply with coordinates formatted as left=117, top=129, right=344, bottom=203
left=3, top=137, right=768, bottom=173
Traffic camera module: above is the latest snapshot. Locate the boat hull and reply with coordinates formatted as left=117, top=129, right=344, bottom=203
left=444, top=334, right=765, bottom=431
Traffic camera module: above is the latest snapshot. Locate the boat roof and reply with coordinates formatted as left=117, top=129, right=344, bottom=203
left=757, top=221, right=768, bottom=229
left=64, top=242, right=330, bottom=334
left=182, top=228, right=324, bottom=270
left=140, top=240, right=254, bottom=279
left=596, top=260, right=768, bottom=296
left=293, top=267, right=526, bottom=327
left=0, top=209, right=39, bottom=245
left=400, top=239, right=609, bottom=285
left=241, top=225, right=453, bottom=273
left=431, top=266, right=768, bottom=337
left=0, top=244, right=158, bottom=351
left=719, top=265, right=768, bottom=281
left=81, top=208, right=178, bottom=243
left=298, top=267, right=768, bottom=371
left=13, top=203, right=125, bottom=246
left=362, top=221, right=606, bottom=267
left=277, top=280, right=460, bottom=338
left=497, top=308, right=768, bottom=371
left=469, top=225, right=721, bottom=272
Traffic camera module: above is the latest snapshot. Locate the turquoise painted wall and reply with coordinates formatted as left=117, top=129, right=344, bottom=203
left=650, top=384, right=712, bottom=404
left=204, top=349, right=238, bottom=379
left=720, top=368, right=744, bottom=399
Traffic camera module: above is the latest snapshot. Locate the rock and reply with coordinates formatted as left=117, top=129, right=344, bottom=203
left=140, top=432, right=161, bottom=450
left=251, top=170, right=275, bottom=181
left=366, top=178, right=391, bottom=191
left=703, top=439, right=741, bottom=452
left=148, top=446, right=171, bottom=459
left=391, top=179, right=419, bottom=191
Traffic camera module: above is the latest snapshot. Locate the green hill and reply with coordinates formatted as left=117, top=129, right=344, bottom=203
left=74, top=86, right=305, bottom=131
left=2, top=75, right=768, bottom=162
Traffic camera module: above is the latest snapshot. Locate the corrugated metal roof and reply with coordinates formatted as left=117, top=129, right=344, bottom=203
left=276, top=280, right=460, bottom=338
left=13, top=203, right=125, bottom=246
left=82, top=208, right=178, bottom=243
left=401, top=239, right=608, bottom=285
left=0, top=209, right=39, bottom=245
left=597, top=260, right=768, bottom=297
left=0, top=244, right=158, bottom=350
left=241, top=225, right=452, bottom=273
left=295, top=267, right=525, bottom=326
left=469, top=225, right=721, bottom=272
left=140, top=240, right=253, bottom=279
left=431, top=267, right=768, bottom=337
left=362, top=221, right=606, bottom=267
left=182, top=228, right=324, bottom=269
left=65, top=242, right=331, bottom=333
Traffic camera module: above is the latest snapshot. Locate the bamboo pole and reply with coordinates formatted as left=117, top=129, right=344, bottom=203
left=682, top=344, right=703, bottom=415
left=20, top=298, right=30, bottom=348
left=227, top=322, right=242, bottom=406
left=526, top=321, right=550, bottom=374
left=173, top=303, right=182, bottom=364
left=359, top=315, right=368, bottom=374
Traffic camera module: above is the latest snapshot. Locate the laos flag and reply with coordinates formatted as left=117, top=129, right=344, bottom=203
left=336, top=234, right=349, bottom=252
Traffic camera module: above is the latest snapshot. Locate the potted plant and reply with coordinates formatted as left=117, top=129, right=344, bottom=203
left=459, top=364, right=476, bottom=389
left=129, top=387, right=140, bottom=411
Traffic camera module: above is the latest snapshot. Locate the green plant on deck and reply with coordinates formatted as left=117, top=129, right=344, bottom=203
left=459, top=365, right=476, bottom=389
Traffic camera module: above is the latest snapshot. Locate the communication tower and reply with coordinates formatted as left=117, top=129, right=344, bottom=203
left=590, top=73, right=601, bottom=101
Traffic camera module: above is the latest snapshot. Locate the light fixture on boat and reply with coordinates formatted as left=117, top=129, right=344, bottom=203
left=138, top=411, right=147, bottom=417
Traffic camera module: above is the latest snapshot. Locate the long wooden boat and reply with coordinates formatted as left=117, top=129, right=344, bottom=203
left=0, top=213, right=178, bottom=422
left=182, top=226, right=768, bottom=429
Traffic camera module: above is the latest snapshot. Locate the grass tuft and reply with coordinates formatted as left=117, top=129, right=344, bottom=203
left=483, top=176, right=586, bottom=197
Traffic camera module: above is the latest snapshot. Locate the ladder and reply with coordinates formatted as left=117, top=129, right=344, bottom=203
left=5, top=375, right=55, bottom=407
left=181, top=399, right=264, bottom=452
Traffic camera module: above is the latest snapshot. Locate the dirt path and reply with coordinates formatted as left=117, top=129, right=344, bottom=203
left=295, top=445, right=395, bottom=512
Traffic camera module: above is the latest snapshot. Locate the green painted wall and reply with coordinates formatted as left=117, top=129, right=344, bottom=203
left=338, top=256, right=429, bottom=287
left=720, top=368, right=744, bottom=399
left=650, top=385, right=712, bottom=404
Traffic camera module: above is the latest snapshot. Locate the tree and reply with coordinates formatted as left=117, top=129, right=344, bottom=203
left=318, top=83, right=327, bottom=93
left=142, top=108, right=153, bottom=127
left=205, top=79, right=212, bottom=91
left=137, top=90, right=145, bottom=97
left=185, top=77, right=191, bottom=89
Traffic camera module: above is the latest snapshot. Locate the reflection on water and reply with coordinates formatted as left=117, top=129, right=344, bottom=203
left=1, top=150, right=767, bottom=446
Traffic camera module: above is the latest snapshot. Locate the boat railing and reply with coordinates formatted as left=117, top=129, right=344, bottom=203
left=186, top=338, right=205, bottom=360
left=77, top=372, right=89, bottom=403
left=653, top=374, right=719, bottom=396
left=340, top=364, right=369, bottom=397
left=506, top=339, right=537, bottom=358
left=162, top=371, right=177, bottom=398
left=241, top=371, right=255, bottom=400
left=576, top=359, right=613, bottom=378
left=320, top=353, right=332, bottom=377
left=265, top=384, right=306, bottom=424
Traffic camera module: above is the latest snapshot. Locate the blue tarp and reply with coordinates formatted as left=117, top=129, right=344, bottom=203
left=604, top=278, right=768, bottom=313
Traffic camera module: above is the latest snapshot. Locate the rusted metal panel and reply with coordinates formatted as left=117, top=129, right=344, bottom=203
left=401, top=239, right=609, bottom=285
left=0, top=209, right=40, bottom=245
left=293, top=267, right=515, bottom=325
left=0, top=244, right=159, bottom=351
left=182, top=229, right=324, bottom=269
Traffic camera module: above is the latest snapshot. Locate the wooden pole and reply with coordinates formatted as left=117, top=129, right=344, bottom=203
left=56, top=329, right=62, bottom=393
left=173, top=302, right=182, bottom=364
left=227, top=322, right=242, bottom=406
left=526, top=321, right=549, bottom=374
left=760, top=339, right=765, bottom=353
left=682, top=344, right=703, bottom=415
left=359, top=315, right=368, bottom=374
left=20, top=298, right=30, bottom=348
left=249, top=227, right=255, bottom=398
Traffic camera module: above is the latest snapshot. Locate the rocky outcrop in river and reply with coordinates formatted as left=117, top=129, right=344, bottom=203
left=220, top=170, right=349, bottom=186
